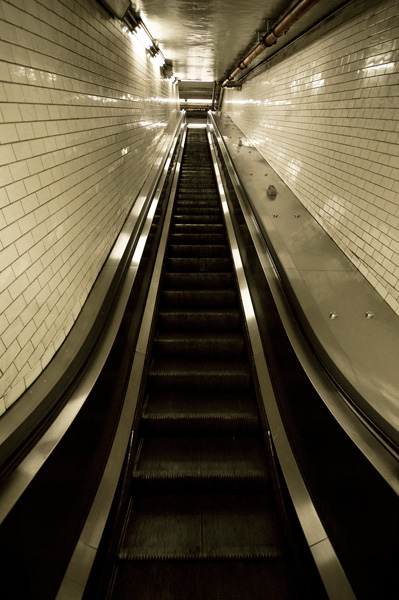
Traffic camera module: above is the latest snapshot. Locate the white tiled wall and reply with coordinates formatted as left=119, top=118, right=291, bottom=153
left=0, top=0, right=179, bottom=414
left=223, top=0, right=399, bottom=315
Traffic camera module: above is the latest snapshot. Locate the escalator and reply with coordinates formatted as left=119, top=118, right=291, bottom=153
left=89, top=126, right=325, bottom=599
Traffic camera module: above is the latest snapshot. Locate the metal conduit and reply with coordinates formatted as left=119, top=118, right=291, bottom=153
left=222, top=0, right=320, bottom=86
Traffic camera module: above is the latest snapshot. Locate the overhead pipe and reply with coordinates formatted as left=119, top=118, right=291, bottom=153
left=222, top=0, right=320, bottom=86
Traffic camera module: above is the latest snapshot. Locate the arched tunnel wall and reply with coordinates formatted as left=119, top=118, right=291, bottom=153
left=0, top=0, right=180, bottom=414
left=222, top=0, right=399, bottom=315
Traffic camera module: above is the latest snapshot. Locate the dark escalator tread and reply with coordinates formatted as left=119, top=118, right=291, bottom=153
left=172, top=223, right=224, bottom=234
left=148, top=360, right=252, bottom=391
left=163, top=272, right=234, bottom=289
left=176, top=194, right=220, bottom=203
left=111, top=559, right=302, bottom=600
left=165, top=257, right=231, bottom=272
left=143, top=391, right=258, bottom=418
left=141, top=391, right=259, bottom=435
left=179, top=177, right=216, bottom=185
left=168, top=243, right=228, bottom=257
left=157, top=310, right=241, bottom=331
left=169, top=232, right=226, bottom=245
left=180, top=165, right=214, bottom=171
left=160, top=289, right=237, bottom=308
left=174, top=208, right=220, bottom=216
left=176, top=195, right=219, bottom=203
left=173, top=214, right=222, bottom=224
left=133, top=436, right=268, bottom=482
left=119, top=493, right=284, bottom=560
left=152, top=333, right=246, bottom=359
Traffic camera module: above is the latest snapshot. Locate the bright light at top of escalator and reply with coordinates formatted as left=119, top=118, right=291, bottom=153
left=153, top=52, right=165, bottom=67
left=182, top=99, right=211, bottom=104
left=133, top=25, right=153, bottom=49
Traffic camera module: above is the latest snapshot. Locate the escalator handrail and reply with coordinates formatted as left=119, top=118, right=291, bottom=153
left=55, top=122, right=188, bottom=600
left=0, top=113, right=185, bottom=525
left=208, top=111, right=399, bottom=496
left=206, top=123, right=356, bottom=600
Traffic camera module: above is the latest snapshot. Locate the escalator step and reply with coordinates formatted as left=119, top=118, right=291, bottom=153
left=178, top=184, right=216, bottom=191
left=166, top=257, right=231, bottom=272
left=118, top=493, right=284, bottom=560
left=179, top=173, right=215, bottom=181
left=178, top=184, right=216, bottom=192
left=163, top=272, right=233, bottom=289
left=152, top=333, right=246, bottom=359
left=169, top=233, right=226, bottom=245
left=180, top=168, right=214, bottom=174
left=183, top=156, right=211, bottom=161
left=111, top=559, right=301, bottom=600
left=173, top=214, right=222, bottom=224
left=173, top=206, right=221, bottom=215
left=142, top=391, right=259, bottom=435
left=168, top=244, right=228, bottom=258
left=172, top=223, right=224, bottom=234
left=157, top=310, right=241, bottom=331
left=176, top=193, right=219, bottom=202
left=160, top=289, right=237, bottom=308
left=176, top=200, right=220, bottom=207
left=133, top=436, right=268, bottom=488
left=148, top=360, right=251, bottom=392
left=177, top=187, right=218, bottom=193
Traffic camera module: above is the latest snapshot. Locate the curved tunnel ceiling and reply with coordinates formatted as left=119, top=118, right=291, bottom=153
left=132, top=0, right=350, bottom=83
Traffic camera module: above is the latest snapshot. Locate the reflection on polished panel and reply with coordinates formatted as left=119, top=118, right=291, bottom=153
left=111, top=232, right=131, bottom=261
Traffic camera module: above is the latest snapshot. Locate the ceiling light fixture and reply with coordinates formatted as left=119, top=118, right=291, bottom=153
left=133, top=25, right=153, bottom=50
left=182, top=99, right=212, bottom=105
left=153, top=52, right=165, bottom=67
left=122, top=6, right=174, bottom=78
left=180, top=79, right=214, bottom=83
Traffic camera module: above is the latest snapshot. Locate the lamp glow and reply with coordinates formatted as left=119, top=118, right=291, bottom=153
left=153, top=52, right=165, bottom=67
left=134, top=25, right=153, bottom=49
